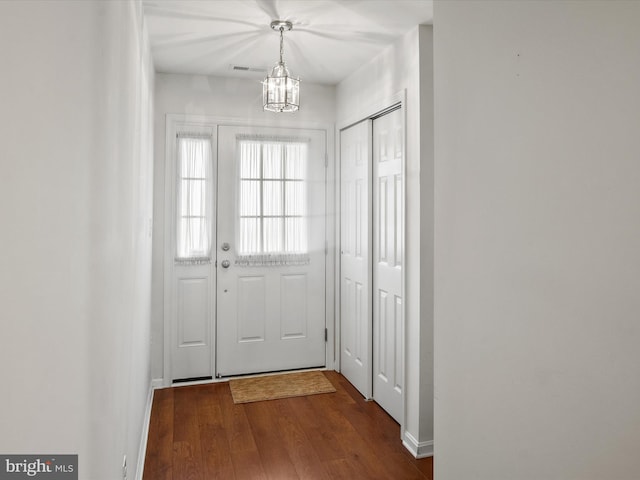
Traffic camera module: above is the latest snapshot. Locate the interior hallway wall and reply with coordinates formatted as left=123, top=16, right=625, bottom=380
left=335, top=25, right=435, bottom=457
left=151, top=73, right=335, bottom=381
left=0, top=1, right=154, bottom=478
left=434, top=1, right=640, bottom=478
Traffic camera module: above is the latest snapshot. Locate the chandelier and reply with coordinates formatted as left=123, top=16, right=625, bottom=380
left=262, top=20, right=300, bottom=113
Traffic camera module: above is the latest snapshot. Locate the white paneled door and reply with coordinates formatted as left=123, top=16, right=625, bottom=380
left=372, top=107, right=404, bottom=423
left=216, top=126, right=327, bottom=377
left=340, top=120, right=372, bottom=398
left=340, top=107, right=404, bottom=424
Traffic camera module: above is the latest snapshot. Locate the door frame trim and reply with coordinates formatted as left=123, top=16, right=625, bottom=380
left=163, top=114, right=335, bottom=386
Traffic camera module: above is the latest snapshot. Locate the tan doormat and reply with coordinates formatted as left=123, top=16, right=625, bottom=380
left=229, top=371, right=336, bottom=404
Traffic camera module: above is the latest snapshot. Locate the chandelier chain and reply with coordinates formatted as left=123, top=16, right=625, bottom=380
left=279, top=27, right=284, bottom=64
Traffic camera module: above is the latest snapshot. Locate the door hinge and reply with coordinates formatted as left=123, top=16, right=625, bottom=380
left=325, top=240, right=328, bottom=255
left=325, top=152, right=328, bottom=168
left=325, top=328, right=328, bottom=342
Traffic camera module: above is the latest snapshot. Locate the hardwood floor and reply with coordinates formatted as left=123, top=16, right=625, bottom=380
left=143, top=371, right=433, bottom=479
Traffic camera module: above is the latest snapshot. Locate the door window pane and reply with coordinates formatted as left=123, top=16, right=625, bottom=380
left=263, top=143, right=283, bottom=179
left=285, top=144, right=306, bottom=179
left=239, top=142, right=261, bottom=178
left=285, top=181, right=304, bottom=216
left=237, top=138, right=308, bottom=258
left=263, top=218, right=284, bottom=253
left=238, top=217, right=261, bottom=254
left=239, top=180, right=260, bottom=216
left=263, top=181, right=283, bottom=216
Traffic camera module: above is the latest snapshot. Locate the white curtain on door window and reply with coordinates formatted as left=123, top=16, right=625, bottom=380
left=237, top=139, right=310, bottom=266
left=176, top=135, right=212, bottom=263
left=284, top=142, right=307, bottom=254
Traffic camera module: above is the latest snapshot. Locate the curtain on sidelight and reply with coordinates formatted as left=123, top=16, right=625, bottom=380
left=175, top=134, right=213, bottom=264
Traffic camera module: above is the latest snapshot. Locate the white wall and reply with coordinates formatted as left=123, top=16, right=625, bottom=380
left=0, top=1, right=154, bottom=478
left=434, top=1, right=640, bottom=478
left=336, top=25, right=434, bottom=456
left=151, top=73, right=335, bottom=381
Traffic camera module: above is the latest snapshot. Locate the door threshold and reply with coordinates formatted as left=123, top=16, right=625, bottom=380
left=173, top=375, right=213, bottom=384
left=167, top=367, right=331, bottom=389
left=217, top=366, right=328, bottom=382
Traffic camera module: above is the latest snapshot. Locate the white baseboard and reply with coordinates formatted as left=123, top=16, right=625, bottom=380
left=135, top=385, right=155, bottom=480
left=151, top=378, right=164, bottom=389
left=402, top=431, right=434, bottom=458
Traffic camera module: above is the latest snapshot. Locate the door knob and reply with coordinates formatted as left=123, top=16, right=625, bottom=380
left=221, top=260, right=231, bottom=269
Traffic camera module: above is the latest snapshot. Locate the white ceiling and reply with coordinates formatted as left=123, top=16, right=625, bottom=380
left=143, top=0, right=433, bottom=85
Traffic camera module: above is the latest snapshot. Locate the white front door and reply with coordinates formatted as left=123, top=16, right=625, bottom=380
left=216, top=126, right=327, bottom=377
left=340, top=120, right=372, bottom=398
left=372, top=107, right=404, bottom=423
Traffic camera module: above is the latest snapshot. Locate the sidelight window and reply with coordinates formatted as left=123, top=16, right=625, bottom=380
left=175, top=134, right=213, bottom=263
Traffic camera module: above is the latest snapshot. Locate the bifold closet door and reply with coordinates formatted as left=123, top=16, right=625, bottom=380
left=372, top=107, right=404, bottom=424
left=340, top=108, right=404, bottom=423
left=340, top=120, right=372, bottom=398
